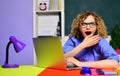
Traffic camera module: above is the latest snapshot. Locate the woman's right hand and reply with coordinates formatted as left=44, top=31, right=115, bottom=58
left=81, top=35, right=101, bottom=48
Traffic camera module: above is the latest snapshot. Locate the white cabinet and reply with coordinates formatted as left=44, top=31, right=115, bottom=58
left=33, top=0, right=64, bottom=38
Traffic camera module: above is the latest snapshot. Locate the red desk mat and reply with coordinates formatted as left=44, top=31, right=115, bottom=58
left=37, top=68, right=81, bottom=76
left=37, top=68, right=114, bottom=76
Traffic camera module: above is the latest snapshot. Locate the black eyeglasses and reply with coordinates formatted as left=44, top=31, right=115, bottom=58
left=80, top=22, right=97, bottom=28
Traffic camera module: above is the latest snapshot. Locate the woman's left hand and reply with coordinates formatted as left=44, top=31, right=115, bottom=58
left=66, top=57, right=84, bottom=67
left=66, top=57, right=76, bottom=63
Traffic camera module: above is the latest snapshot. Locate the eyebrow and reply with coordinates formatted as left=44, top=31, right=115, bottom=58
left=81, top=22, right=96, bottom=25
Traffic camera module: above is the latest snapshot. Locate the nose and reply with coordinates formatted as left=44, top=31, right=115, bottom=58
left=86, top=25, right=90, bottom=29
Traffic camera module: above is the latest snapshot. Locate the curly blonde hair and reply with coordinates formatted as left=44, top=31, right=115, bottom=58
left=70, top=11, right=108, bottom=39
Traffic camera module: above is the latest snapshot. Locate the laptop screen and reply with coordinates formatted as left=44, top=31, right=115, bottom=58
left=33, top=36, right=67, bottom=70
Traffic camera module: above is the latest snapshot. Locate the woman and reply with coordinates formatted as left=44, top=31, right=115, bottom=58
left=63, top=11, right=119, bottom=69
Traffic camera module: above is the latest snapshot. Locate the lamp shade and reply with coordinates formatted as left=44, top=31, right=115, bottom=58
left=10, top=36, right=26, bottom=53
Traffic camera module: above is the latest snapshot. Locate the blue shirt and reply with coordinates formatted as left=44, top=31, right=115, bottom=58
left=63, top=37, right=119, bottom=62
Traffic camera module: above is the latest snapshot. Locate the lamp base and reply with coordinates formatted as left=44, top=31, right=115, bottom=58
left=2, top=64, right=19, bottom=68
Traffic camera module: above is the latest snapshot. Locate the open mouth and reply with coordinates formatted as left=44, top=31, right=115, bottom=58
left=85, top=31, right=92, bottom=35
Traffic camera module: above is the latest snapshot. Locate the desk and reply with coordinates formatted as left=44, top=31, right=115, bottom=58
left=0, top=65, right=120, bottom=76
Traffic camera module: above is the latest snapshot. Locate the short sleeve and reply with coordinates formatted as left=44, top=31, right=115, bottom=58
left=63, top=37, right=81, bottom=53
left=99, top=38, right=119, bottom=62
left=63, top=38, right=75, bottom=53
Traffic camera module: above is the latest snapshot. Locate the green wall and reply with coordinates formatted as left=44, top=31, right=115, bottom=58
left=65, top=0, right=120, bottom=35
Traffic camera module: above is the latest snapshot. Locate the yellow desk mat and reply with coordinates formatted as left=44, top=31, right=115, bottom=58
left=0, top=65, right=45, bottom=76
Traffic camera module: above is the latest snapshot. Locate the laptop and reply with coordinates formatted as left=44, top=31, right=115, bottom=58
left=33, top=36, right=81, bottom=70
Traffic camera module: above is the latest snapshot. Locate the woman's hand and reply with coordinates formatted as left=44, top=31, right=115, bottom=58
left=81, top=35, right=101, bottom=48
left=66, top=57, right=82, bottom=66
left=66, top=57, right=76, bottom=63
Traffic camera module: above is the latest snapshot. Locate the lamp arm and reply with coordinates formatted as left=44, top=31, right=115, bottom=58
left=5, top=41, right=12, bottom=64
